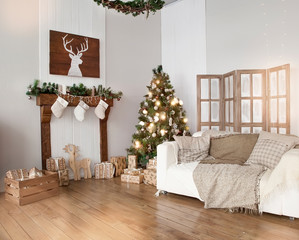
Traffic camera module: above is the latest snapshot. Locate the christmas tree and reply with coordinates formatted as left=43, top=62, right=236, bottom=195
left=128, top=65, right=189, bottom=166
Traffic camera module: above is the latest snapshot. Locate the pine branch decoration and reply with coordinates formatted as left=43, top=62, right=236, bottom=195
left=93, top=0, right=165, bottom=18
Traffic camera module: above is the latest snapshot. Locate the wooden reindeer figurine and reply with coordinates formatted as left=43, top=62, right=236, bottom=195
left=63, top=144, right=92, bottom=181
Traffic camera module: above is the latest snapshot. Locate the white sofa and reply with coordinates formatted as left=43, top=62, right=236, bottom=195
left=157, top=141, right=299, bottom=219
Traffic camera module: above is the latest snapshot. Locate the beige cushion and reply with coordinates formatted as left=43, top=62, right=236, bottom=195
left=174, top=135, right=210, bottom=164
left=258, top=131, right=299, bottom=150
left=246, top=139, right=289, bottom=169
left=209, top=134, right=259, bottom=164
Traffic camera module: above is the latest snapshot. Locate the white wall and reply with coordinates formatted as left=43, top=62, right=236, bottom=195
left=206, top=0, right=299, bottom=135
left=106, top=11, right=161, bottom=157
left=40, top=0, right=106, bottom=177
left=161, top=0, right=207, bottom=133
left=0, top=0, right=40, bottom=190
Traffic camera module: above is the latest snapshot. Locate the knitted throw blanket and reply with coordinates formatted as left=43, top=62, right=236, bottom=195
left=193, top=163, right=266, bottom=212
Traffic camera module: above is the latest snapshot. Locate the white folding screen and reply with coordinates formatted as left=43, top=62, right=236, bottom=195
left=197, top=75, right=222, bottom=131
left=197, top=64, right=290, bottom=134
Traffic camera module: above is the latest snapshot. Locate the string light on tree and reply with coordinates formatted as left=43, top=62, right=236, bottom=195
left=128, top=65, right=190, bottom=166
left=171, top=97, right=179, bottom=106
left=134, top=140, right=141, bottom=149
left=160, top=112, right=166, bottom=121
left=142, top=109, right=148, bottom=115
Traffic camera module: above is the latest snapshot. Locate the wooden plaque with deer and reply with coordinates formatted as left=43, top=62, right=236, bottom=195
left=50, top=30, right=100, bottom=78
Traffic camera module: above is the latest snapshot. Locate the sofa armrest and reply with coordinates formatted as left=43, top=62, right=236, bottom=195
left=157, top=141, right=178, bottom=190
left=261, top=149, right=299, bottom=200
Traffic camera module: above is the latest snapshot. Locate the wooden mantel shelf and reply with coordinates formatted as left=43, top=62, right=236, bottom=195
left=36, top=94, right=113, bottom=169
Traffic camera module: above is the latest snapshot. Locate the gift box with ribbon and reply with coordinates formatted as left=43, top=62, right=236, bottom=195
left=121, top=173, right=144, bottom=184
left=110, top=156, right=126, bottom=177
left=58, top=169, right=69, bottom=186
left=128, top=155, right=138, bottom=169
left=146, top=158, right=157, bottom=170
left=94, top=162, right=115, bottom=179
left=143, top=169, right=157, bottom=186
left=46, top=157, right=66, bottom=171
left=6, top=169, right=29, bottom=180
left=123, top=168, right=144, bottom=176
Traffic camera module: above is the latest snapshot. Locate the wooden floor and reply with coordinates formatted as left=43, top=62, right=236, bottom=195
left=0, top=178, right=299, bottom=240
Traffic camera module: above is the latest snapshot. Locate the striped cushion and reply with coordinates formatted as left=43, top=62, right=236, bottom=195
left=246, top=139, right=288, bottom=169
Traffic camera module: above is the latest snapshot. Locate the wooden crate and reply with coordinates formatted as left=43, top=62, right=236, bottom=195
left=4, top=170, right=59, bottom=206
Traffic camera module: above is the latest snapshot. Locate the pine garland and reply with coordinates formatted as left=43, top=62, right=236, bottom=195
left=93, top=0, right=165, bottom=17
left=26, top=80, right=123, bottom=100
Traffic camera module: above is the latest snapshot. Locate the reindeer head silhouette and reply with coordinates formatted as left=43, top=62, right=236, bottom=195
left=62, top=34, right=88, bottom=77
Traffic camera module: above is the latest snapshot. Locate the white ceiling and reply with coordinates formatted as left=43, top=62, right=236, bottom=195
left=164, top=0, right=178, bottom=5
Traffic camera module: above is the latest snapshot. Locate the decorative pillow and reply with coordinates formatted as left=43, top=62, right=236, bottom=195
left=258, top=131, right=299, bottom=151
left=209, top=134, right=259, bottom=164
left=246, top=139, right=289, bottom=169
left=173, top=135, right=210, bottom=164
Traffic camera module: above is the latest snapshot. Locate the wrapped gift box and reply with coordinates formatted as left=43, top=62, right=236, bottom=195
left=128, top=155, right=138, bottom=169
left=110, top=156, right=126, bottom=177
left=58, top=169, right=69, bottom=186
left=121, top=173, right=144, bottom=184
left=6, top=169, right=28, bottom=180
left=46, top=157, right=66, bottom=171
left=146, top=158, right=157, bottom=170
left=94, top=162, right=115, bottom=179
left=29, top=167, right=43, bottom=179
left=143, top=169, right=157, bottom=186
left=123, top=168, right=144, bottom=176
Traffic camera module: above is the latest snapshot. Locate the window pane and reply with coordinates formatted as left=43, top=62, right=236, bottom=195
left=211, top=126, right=219, bottom=130
left=241, top=100, right=251, bottom=123
left=271, top=128, right=278, bottom=133
left=201, top=126, right=209, bottom=131
left=225, top=77, right=229, bottom=98
left=201, top=79, right=209, bottom=99
left=230, top=127, right=234, bottom=132
left=279, top=128, right=286, bottom=134
left=201, top=102, right=209, bottom=122
left=241, top=74, right=250, bottom=97
left=211, top=78, right=219, bottom=99
left=241, top=127, right=251, bottom=133
left=253, top=100, right=262, bottom=123
left=279, top=70, right=286, bottom=95
left=253, top=127, right=262, bottom=133
left=225, top=126, right=230, bottom=131
left=211, top=101, right=219, bottom=122
left=253, top=74, right=262, bottom=97
left=279, top=98, right=286, bottom=123
left=270, top=99, right=277, bottom=123
left=270, top=72, right=277, bottom=96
